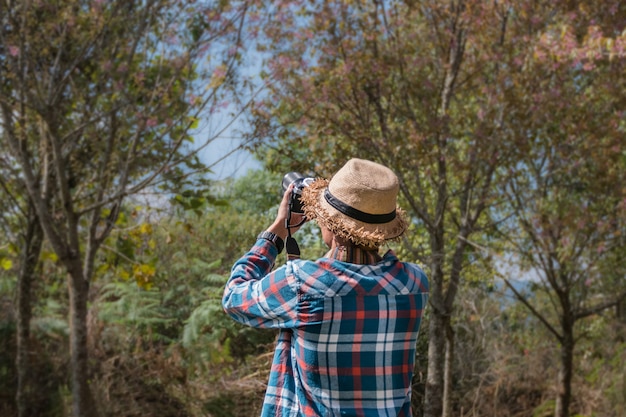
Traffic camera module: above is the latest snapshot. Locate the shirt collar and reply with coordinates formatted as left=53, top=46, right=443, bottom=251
left=323, top=246, right=383, bottom=265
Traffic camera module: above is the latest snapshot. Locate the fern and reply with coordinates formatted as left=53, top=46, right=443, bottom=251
left=31, top=297, right=69, bottom=338
left=182, top=298, right=224, bottom=348
left=31, top=317, right=69, bottom=338
left=0, top=274, right=16, bottom=296
left=182, top=280, right=276, bottom=370
left=180, top=267, right=233, bottom=369
left=97, top=281, right=177, bottom=345
left=95, top=255, right=230, bottom=352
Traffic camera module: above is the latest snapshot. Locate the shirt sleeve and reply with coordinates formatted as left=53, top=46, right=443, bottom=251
left=222, top=238, right=300, bottom=328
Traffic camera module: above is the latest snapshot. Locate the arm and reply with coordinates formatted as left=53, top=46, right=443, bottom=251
left=222, top=185, right=306, bottom=328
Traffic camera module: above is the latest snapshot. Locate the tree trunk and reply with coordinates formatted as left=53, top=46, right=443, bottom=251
left=67, top=259, right=98, bottom=417
left=617, top=298, right=626, bottom=323
left=424, top=224, right=447, bottom=417
left=425, top=311, right=446, bottom=417
left=555, top=324, right=574, bottom=417
left=16, top=209, right=44, bottom=417
left=424, top=236, right=447, bottom=417
left=442, top=321, right=454, bottom=417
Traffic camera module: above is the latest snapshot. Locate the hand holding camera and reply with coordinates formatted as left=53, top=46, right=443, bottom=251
left=263, top=172, right=314, bottom=259
left=266, top=172, right=313, bottom=244
left=281, top=172, right=315, bottom=215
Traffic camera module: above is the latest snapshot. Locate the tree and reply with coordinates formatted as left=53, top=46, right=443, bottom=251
left=0, top=164, right=46, bottom=417
left=0, top=1, right=250, bottom=415
left=495, top=6, right=626, bottom=415
left=13, top=207, right=44, bottom=417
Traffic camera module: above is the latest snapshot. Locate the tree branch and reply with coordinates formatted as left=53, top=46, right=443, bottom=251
left=574, top=292, right=626, bottom=321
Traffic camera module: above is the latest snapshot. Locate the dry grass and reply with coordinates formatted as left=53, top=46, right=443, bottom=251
left=89, top=339, right=274, bottom=417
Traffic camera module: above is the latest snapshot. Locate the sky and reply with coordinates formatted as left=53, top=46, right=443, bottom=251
left=192, top=84, right=263, bottom=181
left=196, top=44, right=267, bottom=181
left=199, top=136, right=261, bottom=180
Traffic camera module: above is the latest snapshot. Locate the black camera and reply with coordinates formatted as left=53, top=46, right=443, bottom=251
left=282, top=172, right=314, bottom=214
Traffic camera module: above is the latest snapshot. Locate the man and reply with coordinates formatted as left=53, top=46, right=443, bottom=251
left=222, top=158, right=429, bottom=416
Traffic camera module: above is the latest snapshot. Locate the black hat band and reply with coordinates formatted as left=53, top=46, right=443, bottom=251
left=324, top=189, right=396, bottom=224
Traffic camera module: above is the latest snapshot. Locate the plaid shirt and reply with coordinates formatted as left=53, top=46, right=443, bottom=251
left=223, top=239, right=429, bottom=417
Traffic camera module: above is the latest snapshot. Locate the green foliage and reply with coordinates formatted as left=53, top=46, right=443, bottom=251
left=182, top=296, right=226, bottom=348
left=183, top=299, right=236, bottom=370
left=93, top=170, right=287, bottom=375
left=0, top=274, right=16, bottom=296
left=182, top=271, right=276, bottom=371
left=97, top=282, right=177, bottom=346
left=533, top=400, right=557, bottom=417
left=31, top=299, right=70, bottom=339
left=218, top=169, right=283, bottom=214
left=97, top=247, right=228, bottom=351
left=203, top=395, right=236, bottom=417
left=171, top=188, right=230, bottom=217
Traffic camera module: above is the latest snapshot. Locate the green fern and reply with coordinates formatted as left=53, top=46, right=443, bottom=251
left=31, top=297, right=69, bottom=338
left=182, top=298, right=224, bottom=348
left=97, top=281, right=177, bottom=345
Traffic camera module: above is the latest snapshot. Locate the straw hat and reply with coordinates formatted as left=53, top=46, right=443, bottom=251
left=300, top=158, right=408, bottom=248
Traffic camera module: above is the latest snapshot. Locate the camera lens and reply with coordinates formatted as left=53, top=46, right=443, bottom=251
left=282, top=172, right=305, bottom=192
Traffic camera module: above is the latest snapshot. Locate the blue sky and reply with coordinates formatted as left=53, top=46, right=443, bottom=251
left=199, top=136, right=261, bottom=180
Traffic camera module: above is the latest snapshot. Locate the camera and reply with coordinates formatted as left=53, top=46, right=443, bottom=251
left=282, top=172, right=314, bottom=214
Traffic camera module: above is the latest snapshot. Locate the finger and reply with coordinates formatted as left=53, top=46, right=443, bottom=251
left=281, top=184, right=293, bottom=203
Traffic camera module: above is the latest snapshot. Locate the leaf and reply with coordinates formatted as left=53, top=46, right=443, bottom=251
left=0, top=258, right=13, bottom=270
left=133, top=263, right=156, bottom=289
left=139, top=223, right=153, bottom=235
left=41, top=251, right=59, bottom=262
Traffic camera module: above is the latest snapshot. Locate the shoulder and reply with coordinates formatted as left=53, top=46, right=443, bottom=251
left=283, top=258, right=336, bottom=284
left=401, top=261, right=429, bottom=292
left=283, top=258, right=340, bottom=297
left=382, top=251, right=429, bottom=292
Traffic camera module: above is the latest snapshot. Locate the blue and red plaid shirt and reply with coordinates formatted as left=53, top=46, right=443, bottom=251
left=223, top=239, right=429, bottom=416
